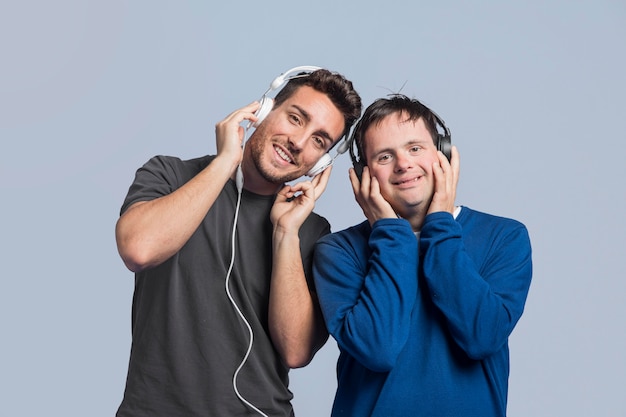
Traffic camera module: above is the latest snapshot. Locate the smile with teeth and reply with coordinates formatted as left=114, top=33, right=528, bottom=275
left=274, top=146, right=294, bottom=164
left=394, top=176, right=420, bottom=185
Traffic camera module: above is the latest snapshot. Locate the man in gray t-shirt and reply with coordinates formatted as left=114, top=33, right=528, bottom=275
left=114, top=67, right=361, bottom=416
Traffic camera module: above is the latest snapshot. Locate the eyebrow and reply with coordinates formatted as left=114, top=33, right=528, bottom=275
left=291, top=104, right=336, bottom=146
left=369, top=139, right=429, bottom=157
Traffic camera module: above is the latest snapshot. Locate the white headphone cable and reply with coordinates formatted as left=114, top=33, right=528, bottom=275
left=224, top=127, right=269, bottom=417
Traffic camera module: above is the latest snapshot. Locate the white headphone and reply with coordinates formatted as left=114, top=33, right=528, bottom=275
left=230, top=67, right=352, bottom=416
left=251, top=65, right=349, bottom=177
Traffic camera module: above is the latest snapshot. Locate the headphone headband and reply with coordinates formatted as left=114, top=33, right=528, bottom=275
left=268, top=65, right=322, bottom=92
left=252, top=66, right=323, bottom=129
left=250, top=65, right=348, bottom=178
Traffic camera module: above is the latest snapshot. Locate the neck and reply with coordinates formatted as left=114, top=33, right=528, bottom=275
left=404, top=205, right=460, bottom=232
left=235, top=159, right=283, bottom=196
left=395, top=207, right=427, bottom=233
left=408, top=214, right=426, bottom=233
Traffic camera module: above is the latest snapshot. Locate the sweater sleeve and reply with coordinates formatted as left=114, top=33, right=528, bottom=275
left=313, top=219, right=418, bottom=372
left=419, top=211, right=533, bottom=360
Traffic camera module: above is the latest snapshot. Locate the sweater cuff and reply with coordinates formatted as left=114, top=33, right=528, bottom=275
left=371, top=217, right=413, bottom=231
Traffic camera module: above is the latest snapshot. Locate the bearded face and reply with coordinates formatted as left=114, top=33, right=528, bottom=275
left=241, top=86, right=345, bottom=193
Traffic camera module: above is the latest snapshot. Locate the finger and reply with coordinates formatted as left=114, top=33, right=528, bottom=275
left=369, top=174, right=381, bottom=198
left=349, top=168, right=365, bottom=205
left=274, top=184, right=292, bottom=202
left=368, top=175, right=388, bottom=209
left=349, top=166, right=362, bottom=192
left=363, top=174, right=397, bottom=221
left=220, top=101, right=261, bottom=126
left=359, top=166, right=372, bottom=197
left=220, top=105, right=251, bottom=124
left=311, top=166, right=332, bottom=200
left=440, top=149, right=458, bottom=193
left=439, top=151, right=453, bottom=186
left=348, top=168, right=360, bottom=193
left=450, top=145, right=460, bottom=184
left=284, top=181, right=314, bottom=203
left=349, top=168, right=371, bottom=219
left=432, top=159, right=444, bottom=185
left=432, top=158, right=447, bottom=197
left=437, top=150, right=450, bottom=172
left=233, top=101, right=261, bottom=116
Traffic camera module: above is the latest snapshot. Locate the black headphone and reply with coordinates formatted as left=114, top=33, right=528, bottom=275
left=251, top=66, right=350, bottom=177
left=349, top=101, right=451, bottom=180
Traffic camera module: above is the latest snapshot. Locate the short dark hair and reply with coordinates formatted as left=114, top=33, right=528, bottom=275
left=351, top=94, right=443, bottom=163
left=273, top=69, right=362, bottom=143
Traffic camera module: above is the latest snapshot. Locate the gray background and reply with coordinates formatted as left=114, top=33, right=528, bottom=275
left=2, top=1, right=625, bottom=416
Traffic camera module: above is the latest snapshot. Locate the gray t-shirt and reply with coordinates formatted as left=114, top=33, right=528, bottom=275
left=116, top=155, right=330, bottom=417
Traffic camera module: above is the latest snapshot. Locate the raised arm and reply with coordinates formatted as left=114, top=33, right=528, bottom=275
left=268, top=168, right=331, bottom=368
left=313, top=219, right=419, bottom=372
left=420, top=212, right=532, bottom=359
left=115, top=102, right=259, bottom=272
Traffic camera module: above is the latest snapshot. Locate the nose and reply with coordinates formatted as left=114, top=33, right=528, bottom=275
left=394, top=151, right=413, bottom=172
left=287, top=133, right=308, bottom=152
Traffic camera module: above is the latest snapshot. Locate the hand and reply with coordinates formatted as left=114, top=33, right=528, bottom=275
left=428, top=145, right=460, bottom=215
left=349, top=165, right=396, bottom=226
left=270, top=166, right=332, bottom=232
left=214, top=101, right=260, bottom=168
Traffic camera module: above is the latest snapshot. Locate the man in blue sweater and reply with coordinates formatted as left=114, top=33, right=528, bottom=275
left=313, top=94, right=532, bottom=416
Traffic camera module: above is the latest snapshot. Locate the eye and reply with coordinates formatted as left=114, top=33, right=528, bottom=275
left=289, top=113, right=302, bottom=125
left=377, top=153, right=392, bottom=164
left=409, top=145, right=421, bottom=153
left=312, top=136, right=325, bottom=149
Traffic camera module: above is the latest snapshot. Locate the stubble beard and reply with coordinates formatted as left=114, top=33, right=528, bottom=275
left=247, top=133, right=302, bottom=185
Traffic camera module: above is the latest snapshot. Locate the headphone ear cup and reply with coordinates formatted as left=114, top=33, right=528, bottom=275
left=348, top=134, right=365, bottom=181
left=437, top=134, right=452, bottom=162
left=306, top=153, right=333, bottom=177
left=352, top=159, right=365, bottom=181
left=252, top=96, right=274, bottom=128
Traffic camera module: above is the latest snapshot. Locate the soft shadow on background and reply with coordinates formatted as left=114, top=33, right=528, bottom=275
left=1, top=2, right=625, bottom=416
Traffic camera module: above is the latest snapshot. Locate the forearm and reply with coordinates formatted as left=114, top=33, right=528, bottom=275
left=116, top=155, right=238, bottom=272
left=421, top=212, right=533, bottom=359
left=314, top=220, right=418, bottom=371
left=268, top=229, right=327, bottom=368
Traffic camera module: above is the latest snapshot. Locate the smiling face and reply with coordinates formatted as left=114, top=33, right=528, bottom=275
left=363, top=112, right=439, bottom=219
left=243, top=85, right=345, bottom=194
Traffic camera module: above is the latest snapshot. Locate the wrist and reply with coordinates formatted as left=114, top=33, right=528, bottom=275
left=272, top=226, right=300, bottom=252
left=213, top=152, right=241, bottom=175
left=273, top=223, right=300, bottom=240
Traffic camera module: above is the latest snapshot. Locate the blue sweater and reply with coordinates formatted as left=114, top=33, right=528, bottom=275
left=313, top=207, right=532, bottom=417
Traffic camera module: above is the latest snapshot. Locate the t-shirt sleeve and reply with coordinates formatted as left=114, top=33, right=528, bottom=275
left=120, top=155, right=184, bottom=215
left=299, top=214, right=331, bottom=292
